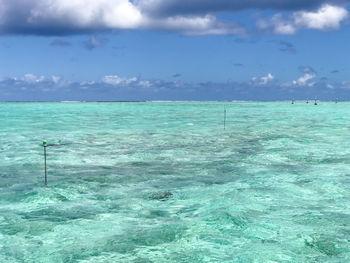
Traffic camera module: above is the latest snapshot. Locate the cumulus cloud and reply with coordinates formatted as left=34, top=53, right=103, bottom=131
left=1, top=72, right=349, bottom=101
left=33, top=0, right=141, bottom=30
left=0, top=0, right=244, bottom=36
left=0, top=74, right=69, bottom=94
left=102, top=75, right=138, bottom=86
left=292, top=73, right=316, bottom=86
left=143, top=14, right=246, bottom=35
left=0, top=0, right=142, bottom=35
left=137, top=0, right=349, bottom=16
left=261, top=73, right=275, bottom=84
left=294, top=4, right=348, bottom=30
left=252, top=73, right=275, bottom=85
left=22, top=73, right=46, bottom=83
left=258, top=14, right=297, bottom=34
left=259, top=4, right=349, bottom=34
left=0, top=0, right=348, bottom=36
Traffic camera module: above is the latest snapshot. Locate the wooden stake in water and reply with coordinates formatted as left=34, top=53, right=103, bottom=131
left=43, top=140, right=47, bottom=186
left=224, top=105, right=227, bottom=130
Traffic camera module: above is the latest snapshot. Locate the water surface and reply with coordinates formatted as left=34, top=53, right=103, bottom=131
left=0, top=102, right=350, bottom=262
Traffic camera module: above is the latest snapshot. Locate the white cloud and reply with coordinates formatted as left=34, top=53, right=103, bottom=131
left=292, top=73, right=316, bottom=86
left=145, top=15, right=245, bottom=35
left=27, top=0, right=143, bottom=29
left=0, top=0, right=245, bottom=36
left=0, top=1, right=348, bottom=36
left=262, top=73, right=274, bottom=84
left=101, top=75, right=163, bottom=88
left=139, top=80, right=152, bottom=88
left=80, top=80, right=96, bottom=86
left=270, top=14, right=297, bottom=35
left=23, top=73, right=45, bottom=83
left=294, top=4, right=348, bottom=30
left=259, top=4, right=348, bottom=35
left=3, top=72, right=350, bottom=101
left=51, top=75, right=62, bottom=83
left=252, top=73, right=275, bottom=85
left=102, top=75, right=138, bottom=86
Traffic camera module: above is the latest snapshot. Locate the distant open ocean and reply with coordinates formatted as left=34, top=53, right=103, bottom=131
left=0, top=102, right=349, bottom=262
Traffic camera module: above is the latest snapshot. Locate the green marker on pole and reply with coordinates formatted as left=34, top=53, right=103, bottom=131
left=43, top=140, right=47, bottom=186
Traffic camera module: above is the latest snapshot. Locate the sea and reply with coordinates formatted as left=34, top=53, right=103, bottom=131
left=0, top=101, right=349, bottom=262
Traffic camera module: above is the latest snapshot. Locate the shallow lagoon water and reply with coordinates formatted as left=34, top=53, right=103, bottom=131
left=0, top=101, right=350, bottom=262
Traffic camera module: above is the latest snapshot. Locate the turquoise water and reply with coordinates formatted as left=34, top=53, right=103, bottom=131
left=0, top=102, right=350, bottom=262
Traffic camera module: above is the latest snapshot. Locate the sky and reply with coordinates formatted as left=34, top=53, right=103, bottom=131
left=0, top=0, right=350, bottom=101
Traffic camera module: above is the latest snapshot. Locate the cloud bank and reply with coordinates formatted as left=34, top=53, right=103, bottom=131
left=137, top=0, right=349, bottom=15
left=1, top=72, right=349, bottom=101
left=0, top=0, right=348, bottom=36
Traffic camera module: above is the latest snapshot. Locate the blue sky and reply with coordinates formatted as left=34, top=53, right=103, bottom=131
left=0, top=0, right=350, bottom=101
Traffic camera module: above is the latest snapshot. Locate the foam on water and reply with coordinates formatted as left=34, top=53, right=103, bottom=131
left=0, top=102, right=350, bottom=262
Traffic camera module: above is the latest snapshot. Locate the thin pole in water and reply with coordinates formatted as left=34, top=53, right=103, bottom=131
left=43, top=140, right=47, bottom=186
left=224, top=105, right=226, bottom=130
